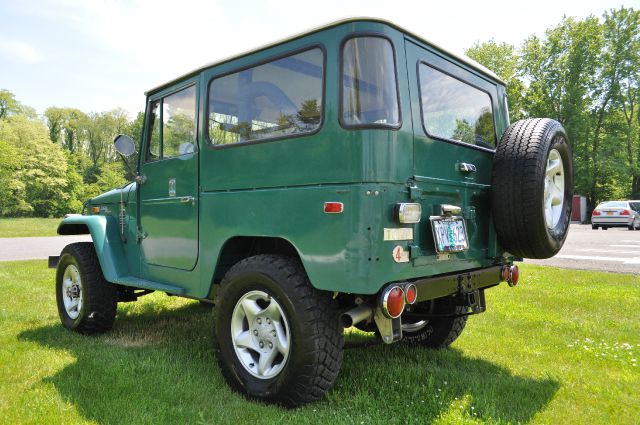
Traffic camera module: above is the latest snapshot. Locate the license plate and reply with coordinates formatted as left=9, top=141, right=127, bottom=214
left=607, top=212, right=614, bottom=216
left=430, top=217, right=469, bottom=253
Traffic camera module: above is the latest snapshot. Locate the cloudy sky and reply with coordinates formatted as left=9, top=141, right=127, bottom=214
left=0, top=0, right=631, bottom=118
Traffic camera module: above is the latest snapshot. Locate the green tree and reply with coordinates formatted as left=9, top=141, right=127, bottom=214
left=466, top=41, right=526, bottom=121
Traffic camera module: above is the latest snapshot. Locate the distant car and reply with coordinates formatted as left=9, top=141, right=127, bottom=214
left=591, top=200, right=640, bottom=230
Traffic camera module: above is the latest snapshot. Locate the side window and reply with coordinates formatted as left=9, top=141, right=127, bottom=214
left=208, top=48, right=324, bottom=146
left=145, top=85, right=197, bottom=162
left=419, top=64, right=496, bottom=148
left=341, top=37, right=400, bottom=128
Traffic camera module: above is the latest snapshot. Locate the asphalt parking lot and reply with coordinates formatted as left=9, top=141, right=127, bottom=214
left=526, top=223, right=640, bottom=274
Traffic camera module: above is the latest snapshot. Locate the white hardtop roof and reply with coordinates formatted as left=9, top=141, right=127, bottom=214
left=146, top=17, right=503, bottom=95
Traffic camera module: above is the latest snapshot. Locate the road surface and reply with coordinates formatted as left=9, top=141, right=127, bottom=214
left=0, top=235, right=91, bottom=262
left=526, top=224, right=640, bottom=274
left=1, top=225, right=638, bottom=275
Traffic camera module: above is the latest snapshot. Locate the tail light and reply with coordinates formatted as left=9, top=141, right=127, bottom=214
left=404, top=284, right=417, bottom=304
left=620, top=210, right=630, bottom=216
left=381, top=285, right=405, bottom=318
left=592, top=210, right=601, bottom=216
left=501, top=265, right=520, bottom=287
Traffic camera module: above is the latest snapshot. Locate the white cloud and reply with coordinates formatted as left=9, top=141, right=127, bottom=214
left=0, top=37, right=43, bottom=63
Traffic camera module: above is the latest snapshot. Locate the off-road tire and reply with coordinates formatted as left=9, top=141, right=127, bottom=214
left=56, top=242, right=117, bottom=334
left=401, top=300, right=468, bottom=349
left=492, top=118, right=573, bottom=259
left=214, top=254, right=344, bottom=407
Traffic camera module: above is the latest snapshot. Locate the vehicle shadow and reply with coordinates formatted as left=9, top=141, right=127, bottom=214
left=20, top=304, right=558, bottom=424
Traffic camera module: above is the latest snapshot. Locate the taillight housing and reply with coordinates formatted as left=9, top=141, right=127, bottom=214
left=620, top=209, right=630, bottom=216
left=381, top=285, right=405, bottom=318
left=592, top=210, right=601, bottom=216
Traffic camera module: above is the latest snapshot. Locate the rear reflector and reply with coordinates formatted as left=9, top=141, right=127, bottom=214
left=324, top=202, right=344, bottom=214
left=91, top=206, right=100, bottom=214
left=381, top=285, right=405, bottom=318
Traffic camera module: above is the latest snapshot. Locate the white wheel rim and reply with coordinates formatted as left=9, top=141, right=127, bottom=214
left=544, top=148, right=565, bottom=229
left=230, top=290, right=290, bottom=380
left=62, top=265, right=83, bottom=320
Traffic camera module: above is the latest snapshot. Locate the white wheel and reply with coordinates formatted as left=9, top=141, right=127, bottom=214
left=61, top=264, right=83, bottom=320
left=544, top=148, right=565, bottom=229
left=230, top=290, right=291, bottom=379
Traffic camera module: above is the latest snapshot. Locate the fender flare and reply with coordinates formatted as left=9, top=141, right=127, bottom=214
left=57, top=214, right=129, bottom=282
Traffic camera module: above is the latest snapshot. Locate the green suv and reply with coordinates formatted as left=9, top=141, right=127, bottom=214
left=52, top=18, right=573, bottom=406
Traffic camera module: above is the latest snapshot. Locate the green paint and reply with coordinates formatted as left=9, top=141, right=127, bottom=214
left=58, top=19, right=510, bottom=298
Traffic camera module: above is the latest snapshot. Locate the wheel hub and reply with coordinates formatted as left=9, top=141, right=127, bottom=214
left=230, top=290, right=290, bottom=380
left=544, top=148, right=565, bottom=229
left=61, top=264, right=83, bottom=320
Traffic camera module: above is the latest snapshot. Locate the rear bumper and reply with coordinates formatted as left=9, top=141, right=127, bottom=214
left=592, top=217, right=633, bottom=226
left=406, top=266, right=502, bottom=303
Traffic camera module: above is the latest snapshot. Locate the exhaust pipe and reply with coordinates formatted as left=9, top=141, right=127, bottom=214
left=341, top=304, right=373, bottom=328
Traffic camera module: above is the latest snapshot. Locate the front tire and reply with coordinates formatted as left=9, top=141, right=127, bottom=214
left=56, top=242, right=117, bottom=334
left=214, top=255, right=343, bottom=407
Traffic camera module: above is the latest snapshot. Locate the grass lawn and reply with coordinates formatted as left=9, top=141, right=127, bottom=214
left=0, top=218, right=62, bottom=238
left=0, top=262, right=638, bottom=424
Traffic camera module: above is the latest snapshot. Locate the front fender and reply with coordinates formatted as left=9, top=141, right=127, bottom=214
left=57, top=214, right=129, bottom=282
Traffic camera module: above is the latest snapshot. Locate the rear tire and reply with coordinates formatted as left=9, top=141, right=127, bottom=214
left=400, top=298, right=468, bottom=349
left=592, top=224, right=598, bottom=230
left=491, top=118, right=573, bottom=258
left=214, top=255, right=343, bottom=407
left=56, top=242, right=117, bottom=334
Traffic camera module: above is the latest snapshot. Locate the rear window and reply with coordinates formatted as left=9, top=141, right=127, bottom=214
left=597, top=201, right=628, bottom=209
left=341, top=36, right=400, bottom=128
left=208, top=48, right=324, bottom=146
left=418, top=64, right=495, bottom=149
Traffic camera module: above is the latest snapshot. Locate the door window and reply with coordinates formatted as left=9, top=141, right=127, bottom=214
left=145, top=85, right=197, bottom=161
left=418, top=64, right=496, bottom=148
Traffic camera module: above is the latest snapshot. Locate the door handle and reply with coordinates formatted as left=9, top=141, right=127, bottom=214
left=458, top=163, right=477, bottom=173
left=179, top=196, right=195, bottom=206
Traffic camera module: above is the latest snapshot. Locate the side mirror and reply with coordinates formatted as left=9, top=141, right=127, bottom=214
left=114, top=134, right=136, bottom=157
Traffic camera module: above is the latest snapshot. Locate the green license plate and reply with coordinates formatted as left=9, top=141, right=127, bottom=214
left=430, top=217, right=469, bottom=253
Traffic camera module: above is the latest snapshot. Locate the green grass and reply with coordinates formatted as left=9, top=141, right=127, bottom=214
left=1, top=262, right=638, bottom=424
left=0, top=218, right=62, bottom=237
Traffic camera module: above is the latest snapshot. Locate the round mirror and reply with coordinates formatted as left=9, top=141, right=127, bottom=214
left=114, top=134, right=136, bottom=157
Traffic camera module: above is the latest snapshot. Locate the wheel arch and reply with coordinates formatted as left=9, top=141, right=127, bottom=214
left=206, top=236, right=306, bottom=298
left=57, top=214, right=129, bottom=282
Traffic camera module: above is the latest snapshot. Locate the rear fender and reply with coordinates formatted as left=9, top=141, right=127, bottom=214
left=57, top=214, right=129, bottom=282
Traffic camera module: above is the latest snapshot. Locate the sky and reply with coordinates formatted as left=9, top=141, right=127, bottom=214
left=0, top=0, right=634, bottom=118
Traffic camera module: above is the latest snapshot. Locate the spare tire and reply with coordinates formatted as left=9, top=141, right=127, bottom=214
left=491, top=118, right=573, bottom=259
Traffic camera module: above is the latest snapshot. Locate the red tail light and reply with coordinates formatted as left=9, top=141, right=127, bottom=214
left=620, top=210, right=630, bottom=216
left=405, top=284, right=417, bottom=304
left=381, top=286, right=405, bottom=318
left=592, top=210, right=601, bottom=216
left=502, top=265, right=520, bottom=287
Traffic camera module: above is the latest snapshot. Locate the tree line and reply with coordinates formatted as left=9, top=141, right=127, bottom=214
left=0, top=89, right=144, bottom=217
left=466, top=6, right=640, bottom=210
left=0, top=6, right=637, bottom=217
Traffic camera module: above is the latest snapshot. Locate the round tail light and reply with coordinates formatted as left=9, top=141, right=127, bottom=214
left=381, top=286, right=405, bottom=318
left=405, top=283, right=417, bottom=304
left=509, top=265, right=519, bottom=286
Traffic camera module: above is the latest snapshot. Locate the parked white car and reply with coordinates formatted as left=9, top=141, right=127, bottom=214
left=591, top=200, right=640, bottom=230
